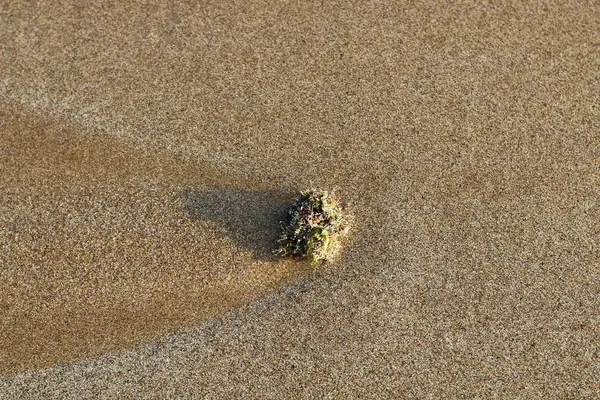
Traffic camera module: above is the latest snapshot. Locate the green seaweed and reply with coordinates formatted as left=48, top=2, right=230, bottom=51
left=276, top=190, right=351, bottom=269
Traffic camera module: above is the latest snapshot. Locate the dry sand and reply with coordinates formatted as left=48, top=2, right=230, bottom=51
left=1, top=0, right=599, bottom=398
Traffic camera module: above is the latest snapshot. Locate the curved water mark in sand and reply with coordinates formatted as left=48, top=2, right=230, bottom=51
left=0, top=106, right=307, bottom=376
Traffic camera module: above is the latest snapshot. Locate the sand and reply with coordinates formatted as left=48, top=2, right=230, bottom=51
left=1, top=0, right=599, bottom=398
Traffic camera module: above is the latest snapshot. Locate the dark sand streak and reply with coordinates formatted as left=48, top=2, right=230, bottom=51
left=0, top=108, right=304, bottom=375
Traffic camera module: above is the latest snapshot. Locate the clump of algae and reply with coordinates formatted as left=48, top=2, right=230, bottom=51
left=276, top=190, right=351, bottom=269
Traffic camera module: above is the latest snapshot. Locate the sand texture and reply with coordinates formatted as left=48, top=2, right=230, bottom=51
left=1, top=0, right=599, bottom=398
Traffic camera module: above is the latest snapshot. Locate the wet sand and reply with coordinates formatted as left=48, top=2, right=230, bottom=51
left=0, top=108, right=307, bottom=374
left=1, top=1, right=599, bottom=398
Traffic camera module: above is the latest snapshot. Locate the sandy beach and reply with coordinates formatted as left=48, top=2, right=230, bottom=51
left=1, top=1, right=598, bottom=398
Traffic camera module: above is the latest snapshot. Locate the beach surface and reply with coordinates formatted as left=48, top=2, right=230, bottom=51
left=1, top=1, right=598, bottom=398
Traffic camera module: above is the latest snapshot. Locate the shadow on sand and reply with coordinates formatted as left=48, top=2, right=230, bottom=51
left=183, top=187, right=296, bottom=261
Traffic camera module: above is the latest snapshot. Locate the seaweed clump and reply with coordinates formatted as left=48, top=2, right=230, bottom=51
left=276, top=190, right=351, bottom=269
